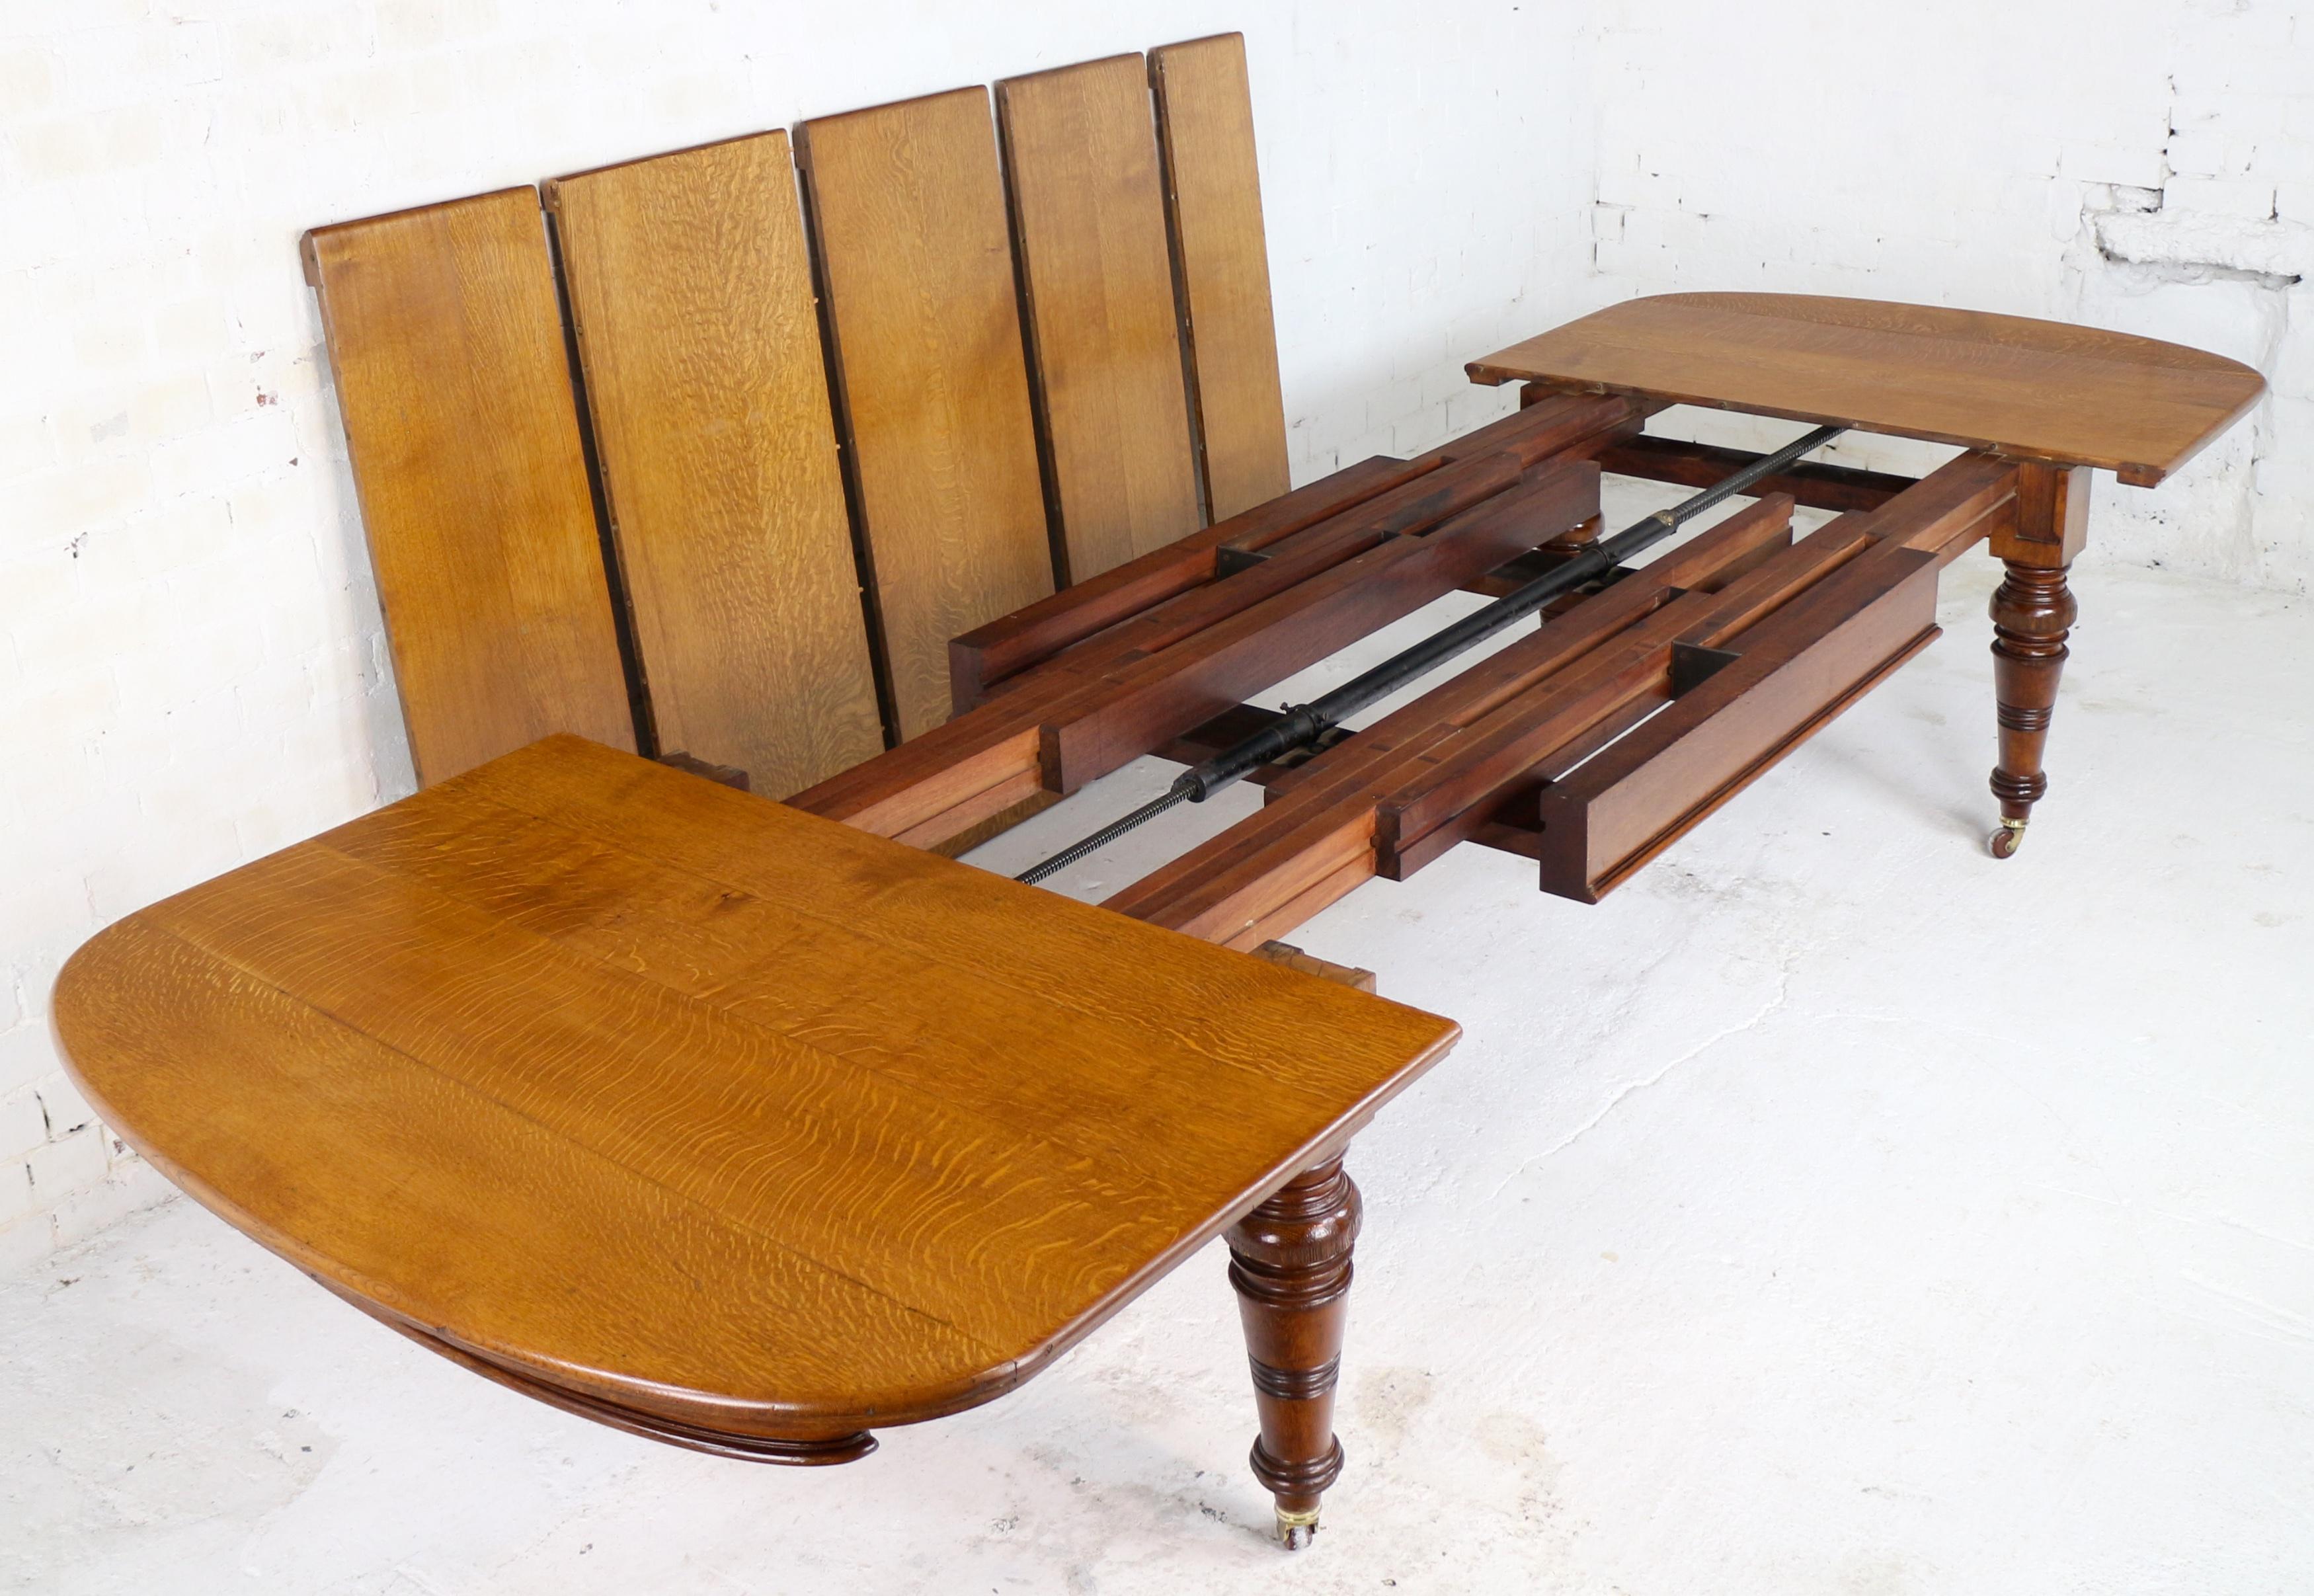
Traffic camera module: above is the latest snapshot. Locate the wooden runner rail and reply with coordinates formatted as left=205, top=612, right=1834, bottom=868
left=788, top=392, right=1640, bottom=846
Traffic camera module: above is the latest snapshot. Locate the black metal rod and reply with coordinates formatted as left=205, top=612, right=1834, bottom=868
left=1014, top=785, right=1191, bottom=886
left=1014, top=424, right=1845, bottom=885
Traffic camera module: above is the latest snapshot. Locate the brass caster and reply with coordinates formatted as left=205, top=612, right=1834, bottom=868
left=1989, top=817, right=2027, bottom=859
left=1276, top=1505, right=1322, bottom=1550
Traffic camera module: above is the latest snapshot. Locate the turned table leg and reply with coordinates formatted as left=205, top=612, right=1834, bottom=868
left=1987, top=463, right=2090, bottom=858
left=1226, top=1156, right=1361, bottom=1549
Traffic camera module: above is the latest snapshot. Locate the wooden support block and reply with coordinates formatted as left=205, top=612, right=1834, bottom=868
left=1535, top=540, right=1941, bottom=902
left=1431, top=392, right=1656, bottom=467
left=302, top=189, right=636, bottom=786
left=1150, top=33, right=1290, bottom=521
left=546, top=132, right=886, bottom=799
left=1992, top=460, right=2090, bottom=570
left=1251, top=941, right=1377, bottom=994
left=797, top=89, right=1057, bottom=742
left=655, top=751, right=750, bottom=791
left=998, top=54, right=1203, bottom=584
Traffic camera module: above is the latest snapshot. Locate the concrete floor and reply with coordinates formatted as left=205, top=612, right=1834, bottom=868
left=5, top=543, right=2311, bottom=1595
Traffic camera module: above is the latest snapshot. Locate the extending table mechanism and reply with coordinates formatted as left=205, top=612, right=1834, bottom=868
left=1012, top=425, right=1849, bottom=886
left=1107, top=452, right=2018, bottom=945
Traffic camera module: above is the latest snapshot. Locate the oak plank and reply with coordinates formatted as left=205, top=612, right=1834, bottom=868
left=1150, top=33, right=1291, bottom=520
left=302, top=188, right=634, bottom=785
left=998, top=54, right=1202, bottom=582
left=145, top=843, right=1201, bottom=1348
left=797, top=89, right=1057, bottom=741
left=547, top=131, right=887, bottom=797
left=323, top=795, right=1364, bottom=1166
left=454, top=738, right=1451, bottom=1092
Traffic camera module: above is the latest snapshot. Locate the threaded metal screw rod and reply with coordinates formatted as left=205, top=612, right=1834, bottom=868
left=1014, top=424, right=1846, bottom=886
left=1014, top=785, right=1192, bottom=887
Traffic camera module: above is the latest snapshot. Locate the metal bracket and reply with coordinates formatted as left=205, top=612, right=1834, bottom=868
left=1269, top=723, right=1356, bottom=770
left=1668, top=641, right=1741, bottom=696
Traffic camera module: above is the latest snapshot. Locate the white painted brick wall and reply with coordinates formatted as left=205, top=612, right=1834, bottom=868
left=0, top=1, right=1593, bottom=1271
left=1583, top=0, right=2314, bottom=591
left=11, top=0, right=2301, bottom=1273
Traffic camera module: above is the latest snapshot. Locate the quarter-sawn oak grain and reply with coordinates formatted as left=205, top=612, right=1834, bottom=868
left=547, top=132, right=886, bottom=797
left=52, top=736, right=1458, bottom=1442
left=998, top=54, right=1203, bottom=582
left=1470, top=292, right=2266, bottom=485
left=796, top=89, right=1057, bottom=742
left=1150, top=34, right=1291, bottom=520
left=301, top=189, right=635, bottom=785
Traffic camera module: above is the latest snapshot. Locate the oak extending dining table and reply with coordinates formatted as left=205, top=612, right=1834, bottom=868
left=52, top=735, right=1460, bottom=1546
